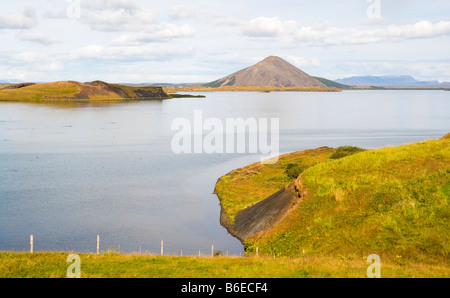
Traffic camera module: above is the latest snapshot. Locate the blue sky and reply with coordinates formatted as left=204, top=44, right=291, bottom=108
left=1, top=0, right=449, bottom=83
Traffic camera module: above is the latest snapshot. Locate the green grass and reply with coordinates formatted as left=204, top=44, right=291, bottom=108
left=0, top=81, right=80, bottom=101
left=215, top=147, right=336, bottom=224
left=2, top=252, right=448, bottom=278
left=215, top=135, right=450, bottom=277
left=329, top=146, right=366, bottom=159
left=0, top=81, right=171, bottom=102
left=2, top=137, right=449, bottom=278
left=248, top=137, right=450, bottom=264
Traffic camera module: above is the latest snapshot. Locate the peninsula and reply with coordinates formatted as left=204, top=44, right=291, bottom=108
left=215, top=134, right=450, bottom=265
left=0, top=80, right=173, bottom=101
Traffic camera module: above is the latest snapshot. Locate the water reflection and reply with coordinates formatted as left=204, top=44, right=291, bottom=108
left=0, top=90, right=448, bottom=254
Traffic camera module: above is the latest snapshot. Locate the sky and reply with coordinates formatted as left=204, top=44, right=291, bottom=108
left=0, top=0, right=449, bottom=83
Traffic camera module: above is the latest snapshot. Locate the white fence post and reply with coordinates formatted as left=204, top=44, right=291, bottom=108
left=97, top=235, right=100, bottom=255
left=30, top=235, right=34, bottom=254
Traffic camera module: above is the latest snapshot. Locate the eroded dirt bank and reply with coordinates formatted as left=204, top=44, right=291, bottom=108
left=217, top=179, right=305, bottom=243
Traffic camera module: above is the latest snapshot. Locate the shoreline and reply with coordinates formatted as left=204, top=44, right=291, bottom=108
left=213, top=148, right=325, bottom=245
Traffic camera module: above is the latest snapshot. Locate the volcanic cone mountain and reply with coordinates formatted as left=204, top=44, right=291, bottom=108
left=206, top=56, right=326, bottom=88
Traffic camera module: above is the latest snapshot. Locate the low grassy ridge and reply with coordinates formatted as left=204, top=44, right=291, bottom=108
left=216, top=135, right=450, bottom=274
left=0, top=81, right=171, bottom=101
left=0, top=81, right=80, bottom=101
left=2, top=252, right=448, bottom=278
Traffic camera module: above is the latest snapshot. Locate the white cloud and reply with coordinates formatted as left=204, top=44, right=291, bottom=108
left=168, top=5, right=196, bottom=20
left=83, top=0, right=141, bottom=11
left=287, top=56, right=321, bottom=68
left=242, top=17, right=296, bottom=38
left=0, top=8, right=37, bottom=29
left=296, top=20, right=450, bottom=45
left=385, top=21, right=450, bottom=39
left=214, top=16, right=242, bottom=27
left=70, top=44, right=193, bottom=61
left=238, top=16, right=450, bottom=46
left=17, top=31, right=60, bottom=45
left=407, top=62, right=450, bottom=81
left=112, top=24, right=195, bottom=45
left=77, top=0, right=195, bottom=43
left=83, top=7, right=156, bottom=32
left=12, top=52, right=64, bottom=72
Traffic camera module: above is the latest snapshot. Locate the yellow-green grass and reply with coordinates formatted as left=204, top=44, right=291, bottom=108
left=0, top=81, right=170, bottom=102
left=1, top=252, right=448, bottom=278
left=215, top=147, right=336, bottom=225
left=0, top=81, right=80, bottom=101
left=244, top=138, right=450, bottom=265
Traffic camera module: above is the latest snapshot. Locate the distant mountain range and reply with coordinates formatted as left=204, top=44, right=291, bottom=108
left=335, top=75, right=450, bottom=88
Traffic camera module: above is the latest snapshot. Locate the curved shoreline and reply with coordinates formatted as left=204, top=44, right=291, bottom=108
left=213, top=147, right=334, bottom=246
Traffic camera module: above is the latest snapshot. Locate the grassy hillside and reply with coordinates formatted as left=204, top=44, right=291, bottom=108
left=216, top=136, right=450, bottom=267
left=2, top=252, right=448, bottom=278
left=215, top=147, right=336, bottom=225
left=0, top=81, right=170, bottom=101
left=0, top=81, right=80, bottom=101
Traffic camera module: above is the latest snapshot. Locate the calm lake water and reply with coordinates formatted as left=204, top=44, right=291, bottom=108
left=0, top=90, right=449, bottom=255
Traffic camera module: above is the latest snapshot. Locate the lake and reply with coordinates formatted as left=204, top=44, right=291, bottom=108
left=0, top=90, right=449, bottom=255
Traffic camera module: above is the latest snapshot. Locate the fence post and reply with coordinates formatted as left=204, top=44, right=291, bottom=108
left=256, top=247, right=259, bottom=257
left=97, top=235, right=100, bottom=255
left=161, top=240, right=164, bottom=256
left=211, top=245, right=214, bottom=257
left=30, top=235, right=33, bottom=254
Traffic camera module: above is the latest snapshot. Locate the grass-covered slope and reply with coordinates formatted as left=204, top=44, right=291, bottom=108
left=2, top=252, right=449, bottom=278
left=216, top=136, right=450, bottom=265
left=215, top=147, right=336, bottom=225
left=0, top=81, right=170, bottom=101
left=0, top=81, right=80, bottom=101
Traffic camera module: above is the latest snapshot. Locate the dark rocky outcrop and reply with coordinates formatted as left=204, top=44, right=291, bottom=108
left=3, top=83, right=36, bottom=89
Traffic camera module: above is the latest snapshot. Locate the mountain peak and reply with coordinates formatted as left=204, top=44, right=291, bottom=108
left=261, top=55, right=284, bottom=62
left=206, top=56, right=325, bottom=88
